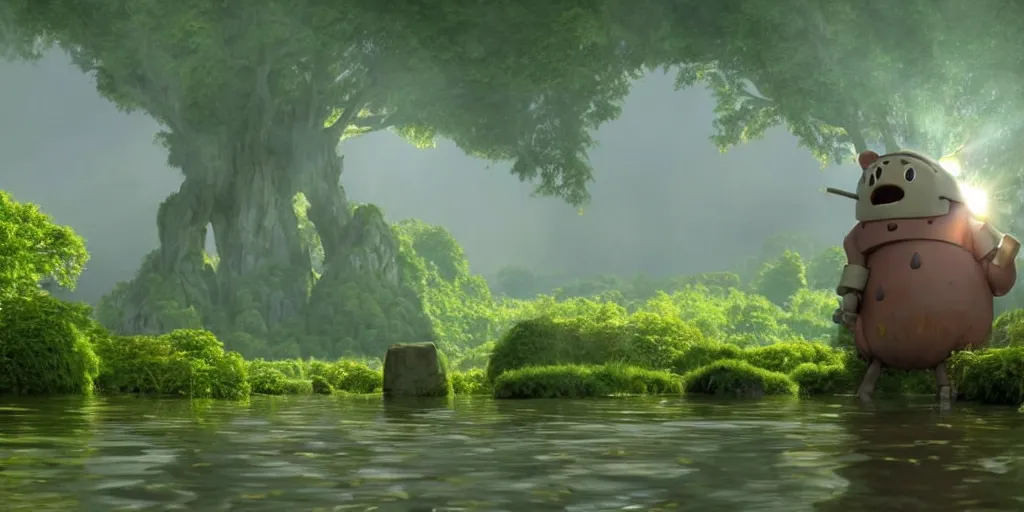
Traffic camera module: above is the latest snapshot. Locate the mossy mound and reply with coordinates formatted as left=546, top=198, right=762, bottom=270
left=93, top=329, right=249, bottom=400
left=0, top=294, right=100, bottom=395
left=487, top=312, right=703, bottom=380
left=493, top=363, right=683, bottom=399
left=681, top=359, right=797, bottom=398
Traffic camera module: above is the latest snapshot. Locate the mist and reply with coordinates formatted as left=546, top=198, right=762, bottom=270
left=1, top=50, right=855, bottom=304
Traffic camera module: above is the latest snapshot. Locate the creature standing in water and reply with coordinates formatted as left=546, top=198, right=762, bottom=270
left=828, top=149, right=1019, bottom=403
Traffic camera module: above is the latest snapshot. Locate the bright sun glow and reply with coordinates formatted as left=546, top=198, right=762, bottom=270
left=959, top=182, right=990, bottom=218
left=939, top=155, right=962, bottom=177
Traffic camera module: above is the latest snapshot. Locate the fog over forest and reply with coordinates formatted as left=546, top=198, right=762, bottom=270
left=1, top=50, right=855, bottom=304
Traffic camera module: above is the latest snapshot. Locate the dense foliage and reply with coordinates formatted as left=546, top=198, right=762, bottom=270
left=3, top=189, right=1024, bottom=408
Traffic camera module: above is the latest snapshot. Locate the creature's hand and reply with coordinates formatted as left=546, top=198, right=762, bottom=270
left=838, top=292, right=860, bottom=331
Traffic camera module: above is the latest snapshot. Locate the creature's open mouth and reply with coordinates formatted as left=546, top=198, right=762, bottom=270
left=870, top=185, right=905, bottom=205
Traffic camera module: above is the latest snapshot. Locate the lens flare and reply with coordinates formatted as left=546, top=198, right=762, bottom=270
left=939, top=155, right=962, bottom=177
left=959, top=182, right=989, bottom=218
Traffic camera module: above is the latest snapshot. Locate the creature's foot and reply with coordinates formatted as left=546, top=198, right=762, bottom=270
left=938, top=385, right=952, bottom=410
left=856, top=359, right=882, bottom=404
left=935, top=361, right=955, bottom=410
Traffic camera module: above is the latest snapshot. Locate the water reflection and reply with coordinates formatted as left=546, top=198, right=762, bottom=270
left=0, top=394, right=1021, bottom=511
left=814, top=398, right=1024, bottom=511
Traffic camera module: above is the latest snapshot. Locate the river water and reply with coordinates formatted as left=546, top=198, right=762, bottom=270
left=1, top=394, right=1022, bottom=511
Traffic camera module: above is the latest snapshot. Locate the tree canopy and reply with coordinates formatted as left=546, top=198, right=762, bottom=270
left=0, top=191, right=88, bottom=302
left=635, top=0, right=1024, bottom=167
left=4, top=0, right=642, bottom=205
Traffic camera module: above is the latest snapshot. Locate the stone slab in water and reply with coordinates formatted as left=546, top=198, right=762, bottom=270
left=382, top=342, right=450, bottom=397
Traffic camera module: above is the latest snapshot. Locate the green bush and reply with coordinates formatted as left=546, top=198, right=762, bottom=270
left=671, top=340, right=743, bottom=374
left=948, top=347, right=1024, bottom=405
left=789, top=363, right=854, bottom=397
left=246, top=359, right=311, bottom=395
left=493, top=363, right=683, bottom=399
left=452, top=369, right=489, bottom=395
left=487, top=311, right=703, bottom=380
left=743, top=341, right=842, bottom=373
left=94, top=329, right=249, bottom=400
left=311, top=375, right=333, bottom=395
left=306, top=359, right=382, bottom=393
left=681, top=359, right=797, bottom=397
left=0, top=294, right=100, bottom=395
left=990, top=310, right=1024, bottom=347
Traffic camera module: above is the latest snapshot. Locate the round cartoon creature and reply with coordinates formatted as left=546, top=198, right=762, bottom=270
left=829, top=150, right=1019, bottom=404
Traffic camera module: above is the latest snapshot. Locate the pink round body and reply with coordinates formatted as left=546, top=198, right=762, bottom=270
left=856, top=240, right=993, bottom=369
left=845, top=203, right=1015, bottom=369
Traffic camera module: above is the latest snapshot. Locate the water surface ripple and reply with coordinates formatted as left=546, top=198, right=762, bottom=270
left=1, top=395, right=1022, bottom=511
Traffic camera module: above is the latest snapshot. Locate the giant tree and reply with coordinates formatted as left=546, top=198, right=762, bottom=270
left=4, top=0, right=643, bottom=357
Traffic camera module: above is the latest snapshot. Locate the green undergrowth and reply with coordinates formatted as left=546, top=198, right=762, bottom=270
left=485, top=314, right=1024, bottom=404
left=8, top=294, right=1024, bottom=407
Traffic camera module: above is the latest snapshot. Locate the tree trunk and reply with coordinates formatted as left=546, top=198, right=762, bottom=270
left=97, top=178, right=217, bottom=334
left=210, top=144, right=311, bottom=334
left=295, top=131, right=433, bottom=357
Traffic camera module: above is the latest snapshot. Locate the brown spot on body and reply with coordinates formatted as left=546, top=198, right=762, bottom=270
left=910, top=252, right=921, bottom=269
left=887, top=223, right=898, bottom=232
left=875, top=286, right=885, bottom=301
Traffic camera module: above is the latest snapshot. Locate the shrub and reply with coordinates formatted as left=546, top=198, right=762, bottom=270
left=671, top=340, right=743, bottom=374
left=789, top=363, right=854, bottom=397
left=948, top=347, right=1024, bottom=405
left=681, top=359, right=797, bottom=397
left=94, top=329, right=249, bottom=400
left=307, top=359, right=382, bottom=393
left=451, top=369, right=489, bottom=395
left=245, top=359, right=311, bottom=395
left=493, top=363, right=683, bottom=399
left=990, top=310, right=1024, bottom=347
left=0, top=294, right=100, bottom=395
left=743, top=341, right=842, bottom=373
left=311, top=375, right=333, bottom=395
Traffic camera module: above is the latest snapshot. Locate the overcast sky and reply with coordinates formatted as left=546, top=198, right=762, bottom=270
left=0, top=50, right=856, bottom=303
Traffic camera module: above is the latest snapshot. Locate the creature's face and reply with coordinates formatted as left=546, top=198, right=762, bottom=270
left=854, top=150, right=964, bottom=222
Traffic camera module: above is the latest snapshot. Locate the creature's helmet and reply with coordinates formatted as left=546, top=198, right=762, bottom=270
left=855, top=150, right=964, bottom=222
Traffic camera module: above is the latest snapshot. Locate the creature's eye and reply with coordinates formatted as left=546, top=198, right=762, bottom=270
left=904, top=167, right=916, bottom=182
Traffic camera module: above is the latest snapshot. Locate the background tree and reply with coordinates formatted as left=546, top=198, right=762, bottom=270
left=0, top=191, right=88, bottom=303
left=806, top=246, right=846, bottom=291
left=2, top=0, right=644, bottom=357
left=752, top=250, right=807, bottom=308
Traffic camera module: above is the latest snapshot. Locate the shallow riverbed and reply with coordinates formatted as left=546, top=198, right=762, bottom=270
left=1, top=394, right=1022, bottom=511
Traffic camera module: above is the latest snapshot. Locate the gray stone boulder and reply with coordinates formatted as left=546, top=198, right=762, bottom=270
left=382, top=342, right=452, bottom=398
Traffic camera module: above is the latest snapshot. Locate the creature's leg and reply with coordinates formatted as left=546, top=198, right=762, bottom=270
left=853, top=316, right=872, bottom=361
left=935, top=360, right=954, bottom=407
left=857, top=359, right=882, bottom=402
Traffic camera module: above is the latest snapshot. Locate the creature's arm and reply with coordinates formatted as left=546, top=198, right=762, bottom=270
left=836, top=228, right=869, bottom=316
left=970, top=219, right=1018, bottom=297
